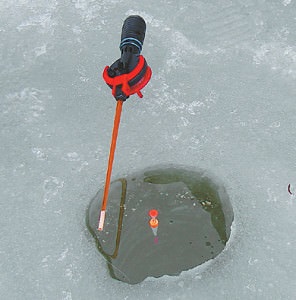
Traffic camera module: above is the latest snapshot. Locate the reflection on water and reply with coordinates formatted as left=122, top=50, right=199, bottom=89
left=86, top=165, right=234, bottom=284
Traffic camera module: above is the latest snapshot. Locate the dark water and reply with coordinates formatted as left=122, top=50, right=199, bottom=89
left=86, top=165, right=234, bottom=284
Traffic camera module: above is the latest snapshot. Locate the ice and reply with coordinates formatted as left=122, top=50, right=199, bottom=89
left=1, top=0, right=296, bottom=299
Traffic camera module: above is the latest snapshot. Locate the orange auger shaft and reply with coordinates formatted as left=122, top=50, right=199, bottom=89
left=97, top=100, right=123, bottom=231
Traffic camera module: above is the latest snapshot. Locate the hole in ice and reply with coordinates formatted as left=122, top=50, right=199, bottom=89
left=86, top=165, right=234, bottom=284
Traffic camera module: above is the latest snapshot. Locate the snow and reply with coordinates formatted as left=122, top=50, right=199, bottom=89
left=1, top=0, right=296, bottom=299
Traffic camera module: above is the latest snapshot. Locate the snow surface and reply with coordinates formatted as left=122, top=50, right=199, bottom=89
left=1, top=0, right=296, bottom=299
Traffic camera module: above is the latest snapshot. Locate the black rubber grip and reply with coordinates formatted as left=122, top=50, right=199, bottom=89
left=120, top=15, right=146, bottom=52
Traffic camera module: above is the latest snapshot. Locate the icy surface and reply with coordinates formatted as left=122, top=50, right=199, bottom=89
left=1, top=0, right=296, bottom=299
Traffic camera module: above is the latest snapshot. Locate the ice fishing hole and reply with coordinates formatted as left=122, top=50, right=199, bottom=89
left=86, top=165, right=234, bottom=284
